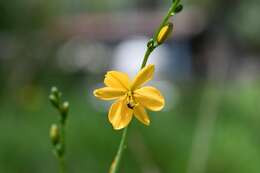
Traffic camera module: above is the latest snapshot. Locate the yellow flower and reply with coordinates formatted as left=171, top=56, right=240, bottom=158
left=93, top=64, right=165, bottom=130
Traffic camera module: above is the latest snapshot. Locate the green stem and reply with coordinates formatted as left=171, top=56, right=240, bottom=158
left=59, top=155, right=65, bottom=173
left=49, top=87, right=69, bottom=173
left=152, top=0, right=180, bottom=41
left=141, top=47, right=154, bottom=69
left=58, top=118, right=66, bottom=173
left=109, top=127, right=128, bottom=173
left=109, top=1, right=182, bottom=173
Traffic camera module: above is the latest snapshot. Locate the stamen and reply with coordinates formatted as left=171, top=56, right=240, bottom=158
left=126, top=91, right=136, bottom=109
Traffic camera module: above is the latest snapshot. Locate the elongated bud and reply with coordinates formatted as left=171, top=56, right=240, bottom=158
left=49, top=94, right=59, bottom=108
left=51, top=86, right=58, bottom=94
left=50, top=124, right=59, bottom=145
left=156, top=23, right=173, bottom=45
left=60, top=101, right=69, bottom=120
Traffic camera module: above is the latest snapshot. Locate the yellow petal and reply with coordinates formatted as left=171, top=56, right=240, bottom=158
left=134, top=86, right=165, bottom=111
left=134, top=104, right=150, bottom=125
left=104, top=71, right=130, bottom=90
left=131, top=64, right=154, bottom=90
left=93, top=87, right=126, bottom=100
left=108, top=98, right=133, bottom=130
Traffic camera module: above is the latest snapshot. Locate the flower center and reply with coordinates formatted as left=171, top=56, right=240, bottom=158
left=126, top=91, right=136, bottom=109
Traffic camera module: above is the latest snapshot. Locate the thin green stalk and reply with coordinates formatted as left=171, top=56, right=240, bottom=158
left=49, top=87, right=69, bottom=173
left=109, top=1, right=182, bottom=173
left=141, top=47, right=154, bottom=69
left=152, top=0, right=180, bottom=41
left=109, top=127, right=128, bottom=173
left=58, top=119, right=66, bottom=173
left=59, top=155, right=65, bottom=173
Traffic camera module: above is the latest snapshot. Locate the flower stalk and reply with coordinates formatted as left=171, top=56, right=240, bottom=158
left=49, top=87, right=70, bottom=173
left=109, top=127, right=128, bottom=173
left=109, top=1, right=183, bottom=172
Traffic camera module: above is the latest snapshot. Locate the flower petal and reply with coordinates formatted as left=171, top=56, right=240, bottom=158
left=93, top=87, right=126, bottom=100
left=108, top=98, right=133, bottom=130
left=134, top=86, right=165, bottom=111
left=134, top=105, right=150, bottom=125
left=131, top=64, right=154, bottom=90
left=104, top=71, right=130, bottom=90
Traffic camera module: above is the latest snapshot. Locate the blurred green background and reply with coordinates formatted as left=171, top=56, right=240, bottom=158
left=1, top=0, right=260, bottom=172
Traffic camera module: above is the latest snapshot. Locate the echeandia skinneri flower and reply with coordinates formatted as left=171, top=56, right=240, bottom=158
left=93, top=64, right=165, bottom=130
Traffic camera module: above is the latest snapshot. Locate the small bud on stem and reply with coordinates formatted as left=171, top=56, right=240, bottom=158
left=156, top=23, right=173, bottom=45
left=174, top=4, right=183, bottom=13
left=50, top=124, right=60, bottom=146
left=60, top=101, right=69, bottom=121
left=147, top=39, right=154, bottom=50
left=49, top=94, right=59, bottom=108
left=49, top=86, right=69, bottom=173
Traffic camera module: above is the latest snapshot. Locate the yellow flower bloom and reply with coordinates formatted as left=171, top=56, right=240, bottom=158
left=93, top=64, right=165, bottom=130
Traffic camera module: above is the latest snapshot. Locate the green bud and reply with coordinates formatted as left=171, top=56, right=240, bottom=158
left=60, top=101, right=69, bottom=120
left=49, top=94, right=59, bottom=108
left=50, top=124, right=59, bottom=145
left=51, top=86, right=58, bottom=95
left=51, top=86, right=62, bottom=98
left=147, top=39, right=154, bottom=49
left=175, top=4, right=183, bottom=13
left=56, top=144, right=64, bottom=157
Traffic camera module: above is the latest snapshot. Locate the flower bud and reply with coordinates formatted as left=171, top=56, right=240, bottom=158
left=55, top=144, right=64, bottom=157
left=174, top=4, right=183, bottom=13
left=50, top=124, right=59, bottom=145
left=51, top=86, right=58, bottom=94
left=156, top=23, right=173, bottom=45
left=60, top=101, right=69, bottom=120
left=147, top=38, right=154, bottom=49
left=51, top=86, right=62, bottom=98
left=49, top=94, right=59, bottom=108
